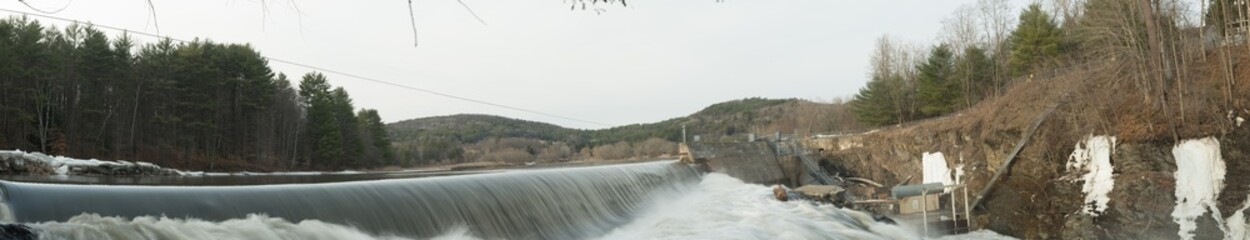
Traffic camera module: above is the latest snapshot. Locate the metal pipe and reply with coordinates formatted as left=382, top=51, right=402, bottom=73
left=952, top=189, right=958, bottom=233
left=972, top=103, right=1058, bottom=208
left=846, top=177, right=885, bottom=188
left=922, top=188, right=928, bottom=237
left=964, top=183, right=971, bottom=232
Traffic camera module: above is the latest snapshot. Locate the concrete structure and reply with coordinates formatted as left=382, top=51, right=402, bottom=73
left=686, top=142, right=787, bottom=184
left=898, top=195, right=939, bottom=214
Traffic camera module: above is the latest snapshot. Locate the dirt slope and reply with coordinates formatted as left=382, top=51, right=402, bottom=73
left=811, top=49, right=1249, bottom=239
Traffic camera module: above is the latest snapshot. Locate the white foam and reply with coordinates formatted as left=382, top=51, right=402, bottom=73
left=1172, top=137, right=1226, bottom=240
left=30, top=213, right=420, bottom=240
left=429, top=225, right=483, bottom=240
left=594, top=173, right=917, bottom=240
left=1066, top=135, right=1116, bottom=216
left=922, top=152, right=953, bottom=187
left=935, top=229, right=1018, bottom=240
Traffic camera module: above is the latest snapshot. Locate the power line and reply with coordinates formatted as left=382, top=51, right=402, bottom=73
left=0, top=7, right=612, bottom=127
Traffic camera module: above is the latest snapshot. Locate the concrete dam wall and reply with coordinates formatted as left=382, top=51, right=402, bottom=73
left=684, top=142, right=819, bottom=186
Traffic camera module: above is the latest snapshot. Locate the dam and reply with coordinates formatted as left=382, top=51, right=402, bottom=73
left=0, top=158, right=926, bottom=239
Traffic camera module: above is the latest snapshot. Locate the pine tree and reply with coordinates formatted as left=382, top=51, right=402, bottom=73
left=299, top=72, right=338, bottom=168
left=1007, top=4, right=1063, bottom=77
left=329, top=87, right=361, bottom=167
left=953, top=46, right=993, bottom=107
left=851, top=75, right=904, bottom=126
left=0, top=17, right=385, bottom=171
left=916, top=44, right=959, bottom=117
left=356, top=109, right=394, bottom=166
left=75, top=27, right=118, bottom=154
left=0, top=18, right=44, bottom=151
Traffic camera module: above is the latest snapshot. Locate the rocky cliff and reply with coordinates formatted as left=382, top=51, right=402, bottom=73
left=807, top=65, right=1249, bottom=239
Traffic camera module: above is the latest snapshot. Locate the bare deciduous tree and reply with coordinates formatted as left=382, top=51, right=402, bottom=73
left=942, top=5, right=984, bottom=52
left=977, top=0, right=1016, bottom=96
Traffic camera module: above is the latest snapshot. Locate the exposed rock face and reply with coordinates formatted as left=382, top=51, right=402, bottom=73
left=67, top=162, right=180, bottom=176
left=0, top=223, right=36, bottom=240
left=0, top=153, right=55, bottom=175
left=1220, top=126, right=1250, bottom=220
left=807, top=119, right=1249, bottom=239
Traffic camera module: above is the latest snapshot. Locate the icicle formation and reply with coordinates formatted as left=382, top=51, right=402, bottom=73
left=1066, top=135, right=1116, bottom=216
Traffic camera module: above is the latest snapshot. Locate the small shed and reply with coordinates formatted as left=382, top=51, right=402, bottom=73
left=892, top=183, right=944, bottom=214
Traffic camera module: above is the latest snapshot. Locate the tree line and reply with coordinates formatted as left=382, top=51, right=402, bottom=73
left=0, top=17, right=391, bottom=171
left=852, top=2, right=1062, bottom=126
left=851, top=0, right=1240, bottom=129
left=387, top=98, right=860, bottom=165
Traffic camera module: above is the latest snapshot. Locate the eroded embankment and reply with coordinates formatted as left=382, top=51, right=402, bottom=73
left=808, top=64, right=1249, bottom=239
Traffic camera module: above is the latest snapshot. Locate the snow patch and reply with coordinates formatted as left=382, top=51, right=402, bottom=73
left=0, top=150, right=373, bottom=176
left=922, top=152, right=953, bottom=188
left=954, top=164, right=965, bottom=185
left=1230, top=110, right=1244, bottom=127
left=1066, top=135, right=1116, bottom=216
left=839, top=140, right=863, bottom=150
left=1172, top=137, right=1226, bottom=240
left=0, top=150, right=175, bottom=175
left=954, top=154, right=965, bottom=185
left=1225, top=193, right=1250, bottom=240
left=181, top=170, right=368, bottom=176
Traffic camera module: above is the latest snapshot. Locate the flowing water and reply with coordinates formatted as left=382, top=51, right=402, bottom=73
left=0, top=161, right=940, bottom=239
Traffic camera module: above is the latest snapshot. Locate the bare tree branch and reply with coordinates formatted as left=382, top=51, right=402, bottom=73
left=456, top=0, right=488, bottom=26
left=146, top=0, right=159, bottom=34
left=17, top=0, right=72, bottom=14
left=408, top=0, right=418, bottom=47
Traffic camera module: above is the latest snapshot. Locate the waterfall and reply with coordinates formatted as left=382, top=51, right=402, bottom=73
left=0, top=161, right=700, bottom=239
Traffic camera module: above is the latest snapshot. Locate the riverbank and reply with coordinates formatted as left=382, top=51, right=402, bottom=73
left=0, top=149, right=675, bottom=186
left=806, top=50, right=1250, bottom=239
left=0, top=150, right=180, bottom=176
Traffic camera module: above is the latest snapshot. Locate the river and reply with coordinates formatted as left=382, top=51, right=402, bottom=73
left=0, top=161, right=1011, bottom=239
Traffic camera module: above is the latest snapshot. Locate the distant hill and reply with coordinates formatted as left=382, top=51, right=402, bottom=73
left=389, top=114, right=578, bottom=143
left=386, top=97, right=861, bottom=165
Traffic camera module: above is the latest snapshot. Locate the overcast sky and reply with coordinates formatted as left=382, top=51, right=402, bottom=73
left=2, top=0, right=998, bottom=129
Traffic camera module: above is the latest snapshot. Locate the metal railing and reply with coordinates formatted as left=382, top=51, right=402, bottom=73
left=769, top=139, right=837, bottom=185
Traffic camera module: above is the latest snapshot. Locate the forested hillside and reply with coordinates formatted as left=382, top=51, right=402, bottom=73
left=387, top=97, right=863, bottom=165
left=0, top=17, right=391, bottom=171
left=826, top=0, right=1250, bottom=238
left=849, top=3, right=1069, bottom=127
left=850, top=0, right=1246, bottom=136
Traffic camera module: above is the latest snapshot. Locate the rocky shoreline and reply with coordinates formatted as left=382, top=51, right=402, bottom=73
left=808, top=113, right=1248, bottom=239
left=0, top=151, right=181, bottom=176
